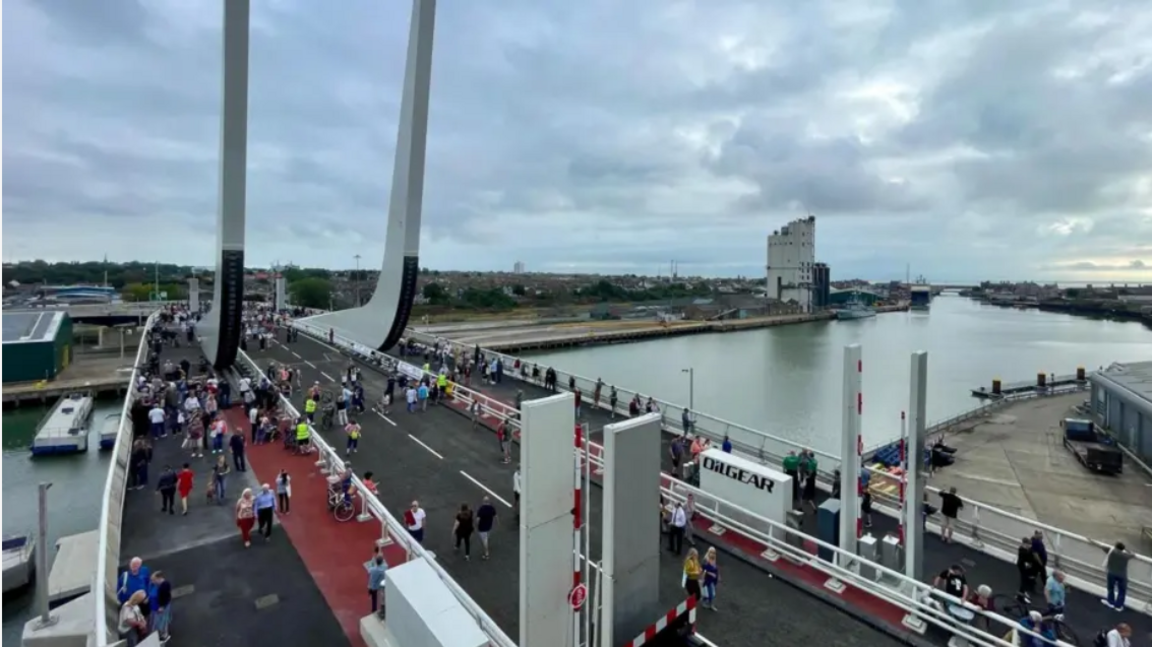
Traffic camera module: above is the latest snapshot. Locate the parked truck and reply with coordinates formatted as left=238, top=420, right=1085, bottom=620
left=1061, top=418, right=1123, bottom=475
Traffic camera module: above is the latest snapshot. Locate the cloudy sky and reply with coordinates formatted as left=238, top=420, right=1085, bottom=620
left=4, top=1, right=1151, bottom=282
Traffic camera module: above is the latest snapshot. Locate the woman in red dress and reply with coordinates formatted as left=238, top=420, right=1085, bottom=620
left=176, top=463, right=195, bottom=515
left=235, top=489, right=256, bottom=547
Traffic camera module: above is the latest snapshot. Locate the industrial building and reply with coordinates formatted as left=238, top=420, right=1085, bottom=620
left=766, top=215, right=817, bottom=311
left=1089, top=361, right=1152, bottom=463
left=812, top=262, right=831, bottom=309
left=2, top=311, right=74, bottom=383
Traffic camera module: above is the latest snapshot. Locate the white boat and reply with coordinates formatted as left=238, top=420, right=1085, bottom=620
left=2, top=533, right=36, bottom=593
left=836, top=293, right=876, bottom=320
left=98, top=412, right=121, bottom=450
left=31, top=393, right=94, bottom=456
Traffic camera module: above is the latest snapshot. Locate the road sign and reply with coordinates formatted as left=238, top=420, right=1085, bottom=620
left=568, top=583, right=588, bottom=611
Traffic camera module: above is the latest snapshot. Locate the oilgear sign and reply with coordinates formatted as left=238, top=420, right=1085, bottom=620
left=702, top=456, right=775, bottom=493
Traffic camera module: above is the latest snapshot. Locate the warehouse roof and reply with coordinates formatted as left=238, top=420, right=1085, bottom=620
left=2, top=311, right=66, bottom=344
left=1090, top=360, right=1152, bottom=410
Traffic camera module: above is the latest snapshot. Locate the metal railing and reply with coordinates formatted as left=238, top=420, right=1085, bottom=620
left=293, top=321, right=1151, bottom=614
left=232, top=348, right=517, bottom=647
left=93, top=311, right=162, bottom=645
left=580, top=441, right=1072, bottom=647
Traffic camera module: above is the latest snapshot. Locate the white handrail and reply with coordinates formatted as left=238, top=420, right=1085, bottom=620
left=577, top=444, right=1074, bottom=647
left=233, top=349, right=517, bottom=647
left=94, top=311, right=162, bottom=645
left=292, top=320, right=1152, bottom=613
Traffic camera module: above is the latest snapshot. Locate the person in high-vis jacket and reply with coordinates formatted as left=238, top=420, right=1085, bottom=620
left=304, top=396, right=318, bottom=422
left=295, top=418, right=311, bottom=451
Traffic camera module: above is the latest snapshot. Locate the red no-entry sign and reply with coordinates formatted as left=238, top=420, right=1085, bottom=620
left=568, top=583, right=588, bottom=611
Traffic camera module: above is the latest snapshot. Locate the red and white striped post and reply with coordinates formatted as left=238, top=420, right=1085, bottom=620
left=572, top=422, right=585, bottom=639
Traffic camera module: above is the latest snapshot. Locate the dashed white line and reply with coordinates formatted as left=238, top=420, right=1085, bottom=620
left=373, top=410, right=398, bottom=427
left=291, top=351, right=301, bottom=359
left=305, top=360, right=317, bottom=369
left=321, top=371, right=336, bottom=383
left=407, top=434, right=444, bottom=460
left=459, top=471, right=513, bottom=508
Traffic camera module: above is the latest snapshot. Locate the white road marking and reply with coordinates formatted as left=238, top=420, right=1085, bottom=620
left=373, top=410, right=398, bottom=427
left=408, top=434, right=444, bottom=460
left=459, top=471, right=512, bottom=508
left=305, top=361, right=317, bottom=369
left=321, top=371, right=336, bottom=383
left=291, top=351, right=301, bottom=359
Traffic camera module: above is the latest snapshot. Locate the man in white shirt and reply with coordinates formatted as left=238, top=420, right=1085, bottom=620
left=404, top=501, right=427, bottom=544
left=248, top=405, right=260, bottom=443
left=667, top=502, right=688, bottom=554
left=148, top=405, right=166, bottom=438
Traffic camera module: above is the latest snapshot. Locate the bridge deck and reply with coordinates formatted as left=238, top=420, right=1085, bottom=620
left=262, top=333, right=915, bottom=647
left=116, top=339, right=349, bottom=647
left=408, top=346, right=1152, bottom=644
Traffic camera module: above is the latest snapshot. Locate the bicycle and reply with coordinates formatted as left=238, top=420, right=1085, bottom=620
left=328, top=488, right=355, bottom=522
left=994, top=594, right=1080, bottom=646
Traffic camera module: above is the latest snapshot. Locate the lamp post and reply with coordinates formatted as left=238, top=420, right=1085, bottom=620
left=353, top=254, right=362, bottom=306
left=681, top=367, right=694, bottom=411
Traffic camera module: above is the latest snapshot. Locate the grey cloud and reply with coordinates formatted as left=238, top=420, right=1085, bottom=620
left=3, top=0, right=1151, bottom=282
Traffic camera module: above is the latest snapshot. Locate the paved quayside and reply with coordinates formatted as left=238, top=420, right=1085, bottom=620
left=115, top=336, right=352, bottom=647
left=258, top=333, right=912, bottom=647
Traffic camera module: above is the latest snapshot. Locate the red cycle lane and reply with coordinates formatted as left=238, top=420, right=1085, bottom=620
left=225, top=409, right=407, bottom=647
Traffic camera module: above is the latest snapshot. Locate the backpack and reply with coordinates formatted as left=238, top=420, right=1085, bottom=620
left=1092, top=630, right=1108, bottom=647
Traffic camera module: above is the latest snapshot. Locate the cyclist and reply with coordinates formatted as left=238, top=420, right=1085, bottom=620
left=1017, top=611, right=1058, bottom=647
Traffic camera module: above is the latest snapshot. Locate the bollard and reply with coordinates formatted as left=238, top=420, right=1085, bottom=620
left=991, top=378, right=1001, bottom=395
left=1037, top=372, right=1047, bottom=388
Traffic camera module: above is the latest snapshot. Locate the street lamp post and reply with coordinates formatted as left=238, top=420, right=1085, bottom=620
left=353, top=254, right=362, bottom=306
left=681, top=367, right=694, bottom=411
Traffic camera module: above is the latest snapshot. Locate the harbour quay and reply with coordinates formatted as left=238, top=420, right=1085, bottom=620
left=425, top=303, right=907, bottom=353
left=2, top=352, right=134, bottom=407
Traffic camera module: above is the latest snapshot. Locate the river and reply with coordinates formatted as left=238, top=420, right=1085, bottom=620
left=526, top=294, right=1152, bottom=454
left=2, top=401, right=118, bottom=645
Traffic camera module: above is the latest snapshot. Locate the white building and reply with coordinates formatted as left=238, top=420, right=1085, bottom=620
left=513, top=261, right=526, bottom=274
left=766, top=215, right=816, bottom=311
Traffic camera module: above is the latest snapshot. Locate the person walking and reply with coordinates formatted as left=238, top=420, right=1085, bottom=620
left=667, top=501, right=688, bottom=554
left=176, top=463, right=194, bottom=516
left=235, top=489, right=256, bottom=547
left=156, top=466, right=177, bottom=515
left=255, top=484, right=276, bottom=540
left=211, top=456, right=230, bottom=505
left=276, top=469, right=291, bottom=513
left=1102, top=542, right=1134, bottom=610
left=682, top=548, right=703, bottom=602
left=368, top=555, right=388, bottom=618
left=404, top=501, right=426, bottom=544
left=476, top=496, right=497, bottom=560
left=229, top=430, right=247, bottom=472
left=148, top=571, right=173, bottom=643
left=497, top=421, right=511, bottom=464
left=453, top=503, right=475, bottom=560
left=118, top=591, right=149, bottom=647
left=701, top=547, right=720, bottom=610
left=345, top=418, right=362, bottom=455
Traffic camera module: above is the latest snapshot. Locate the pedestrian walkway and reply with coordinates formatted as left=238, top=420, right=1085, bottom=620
left=389, top=345, right=1152, bottom=644
left=116, top=345, right=349, bottom=647
left=264, top=334, right=924, bottom=647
